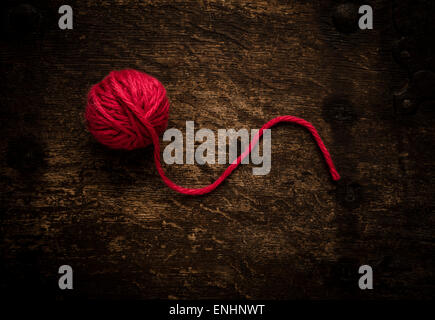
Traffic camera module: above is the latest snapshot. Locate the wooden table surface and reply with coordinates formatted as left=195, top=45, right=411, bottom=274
left=1, top=0, right=434, bottom=299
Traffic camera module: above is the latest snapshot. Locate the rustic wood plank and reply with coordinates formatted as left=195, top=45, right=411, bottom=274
left=0, top=0, right=433, bottom=299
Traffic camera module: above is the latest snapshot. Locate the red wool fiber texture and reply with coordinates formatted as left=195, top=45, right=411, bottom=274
left=85, top=69, right=341, bottom=195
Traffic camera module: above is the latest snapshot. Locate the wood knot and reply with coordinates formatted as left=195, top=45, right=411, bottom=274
left=394, top=70, right=435, bottom=115
left=332, top=3, right=360, bottom=34
left=3, top=3, right=43, bottom=36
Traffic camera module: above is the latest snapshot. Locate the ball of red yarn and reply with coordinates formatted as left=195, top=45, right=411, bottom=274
left=85, top=69, right=170, bottom=150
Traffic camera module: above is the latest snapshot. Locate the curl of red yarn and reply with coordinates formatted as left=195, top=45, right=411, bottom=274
left=86, top=69, right=169, bottom=150
left=85, top=69, right=340, bottom=195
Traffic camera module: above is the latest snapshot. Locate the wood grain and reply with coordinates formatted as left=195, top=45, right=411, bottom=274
left=0, top=0, right=433, bottom=299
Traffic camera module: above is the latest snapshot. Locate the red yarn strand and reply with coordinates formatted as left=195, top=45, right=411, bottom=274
left=142, top=116, right=340, bottom=195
